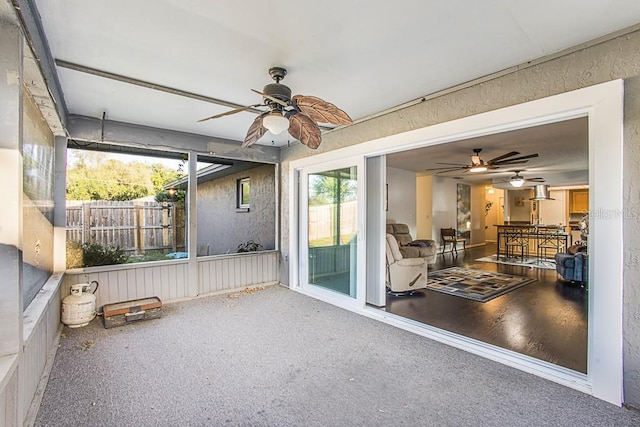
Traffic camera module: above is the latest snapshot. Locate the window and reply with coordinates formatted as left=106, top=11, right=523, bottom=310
left=238, top=178, right=250, bottom=210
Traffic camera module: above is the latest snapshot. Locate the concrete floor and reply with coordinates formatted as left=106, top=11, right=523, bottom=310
left=36, top=285, right=640, bottom=426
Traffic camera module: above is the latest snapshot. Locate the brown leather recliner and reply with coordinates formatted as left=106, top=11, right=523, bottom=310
left=386, top=223, right=437, bottom=264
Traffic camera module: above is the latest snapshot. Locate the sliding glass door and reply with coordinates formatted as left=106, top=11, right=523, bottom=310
left=299, top=158, right=364, bottom=301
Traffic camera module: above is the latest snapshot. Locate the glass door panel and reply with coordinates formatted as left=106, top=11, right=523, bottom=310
left=307, top=166, right=357, bottom=297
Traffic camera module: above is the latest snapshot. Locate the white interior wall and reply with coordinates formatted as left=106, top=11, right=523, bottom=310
left=385, top=167, right=417, bottom=235
left=540, top=190, right=567, bottom=225
left=506, top=188, right=533, bottom=222
left=431, top=176, right=457, bottom=245
left=484, top=188, right=504, bottom=242
left=416, top=175, right=433, bottom=239
left=470, top=184, right=486, bottom=245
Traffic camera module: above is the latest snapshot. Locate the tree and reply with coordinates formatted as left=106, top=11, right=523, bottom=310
left=309, top=170, right=357, bottom=206
left=150, top=163, right=184, bottom=193
left=66, top=150, right=184, bottom=201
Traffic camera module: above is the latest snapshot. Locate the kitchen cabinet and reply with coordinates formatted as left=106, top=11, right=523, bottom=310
left=570, top=190, right=589, bottom=213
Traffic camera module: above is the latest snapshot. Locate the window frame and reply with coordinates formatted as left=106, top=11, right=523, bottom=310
left=237, top=177, right=251, bottom=211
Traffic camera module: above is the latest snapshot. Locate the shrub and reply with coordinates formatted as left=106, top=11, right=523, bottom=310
left=66, top=241, right=84, bottom=269
left=237, top=240, right=263, bottom=253
left=155, top=189, right=185, bottom=205
left=82, top=242, right=128, bottom=267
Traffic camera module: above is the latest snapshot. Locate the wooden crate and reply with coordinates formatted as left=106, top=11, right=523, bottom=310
left=103, top=297, right=162, bottom=329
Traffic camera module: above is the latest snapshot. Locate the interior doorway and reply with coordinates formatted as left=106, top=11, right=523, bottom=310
left=382, top=117, right=589, bottom=372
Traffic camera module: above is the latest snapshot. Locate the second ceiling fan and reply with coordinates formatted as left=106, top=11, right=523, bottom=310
left=497, top=170, right=545, bottom=187
left=425, top=148, right=539, bottom=174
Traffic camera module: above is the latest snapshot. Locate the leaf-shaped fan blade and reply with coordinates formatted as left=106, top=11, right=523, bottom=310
left=242, top=115, right=267, bottom=148
left=197, top=104, right=263, bottom=122
left=288, top=113, right=322, bottom=149
left=251, top=89, right=289, bottom=108
left=292, top=95, right=352, bottom=126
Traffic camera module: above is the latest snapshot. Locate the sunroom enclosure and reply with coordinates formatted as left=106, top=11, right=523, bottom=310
left=0, top=27, right=282, bottom=423
left=4, top=7, right=640, bottom=424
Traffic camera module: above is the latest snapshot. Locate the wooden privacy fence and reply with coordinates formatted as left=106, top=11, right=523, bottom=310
left=66, top=201, right=185, bottom=254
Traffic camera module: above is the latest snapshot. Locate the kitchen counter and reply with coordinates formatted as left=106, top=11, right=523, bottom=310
left=495, top=224, right=568, bottom=260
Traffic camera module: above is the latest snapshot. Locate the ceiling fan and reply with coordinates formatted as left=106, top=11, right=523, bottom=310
left=499, top=170, right=545, bottom=187
left=197, top=67, right=352, bottom=149
left=424, top=148, right=539, bottom=174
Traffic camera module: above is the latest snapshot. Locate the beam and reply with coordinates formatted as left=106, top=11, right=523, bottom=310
left=67, top=115, right=281, bottom=164
left=13, top=0, right=68, bottom=127
left=55, top=59, right=264, bottom=115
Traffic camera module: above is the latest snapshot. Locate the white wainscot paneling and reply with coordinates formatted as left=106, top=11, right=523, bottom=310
left=17, top=273, right=63, bottom=426
left=64, top=259, right=190, bottom=309
left=64, top=251, right=280, bottom=310
left=198, top=251, right=280, bottom=295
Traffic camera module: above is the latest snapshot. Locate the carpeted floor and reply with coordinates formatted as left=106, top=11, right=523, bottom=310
left=426, top=267, right=537, bottom=302
left=35, top=285, right=640, bottom=426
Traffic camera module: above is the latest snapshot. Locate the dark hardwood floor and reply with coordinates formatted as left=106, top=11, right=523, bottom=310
left=382, top=243, right=588, bottom=373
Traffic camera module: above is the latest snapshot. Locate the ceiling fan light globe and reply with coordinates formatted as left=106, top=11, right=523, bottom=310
left=510, top=177, right=525, bottom=187
left=263, top=112, right=290, bottom=134
left=469, top=165, right=487, bottom=173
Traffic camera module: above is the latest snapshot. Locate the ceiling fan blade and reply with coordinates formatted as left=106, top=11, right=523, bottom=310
left=493, top=153, right=539, bottom=163
left=251, top=89, right=289, bottom=108
left=197, top=104, right=264, bottom=122
left=434, top=168, right=468, bottom=174
left=434, top=162, right=467, bottom=166
left=486, top=151, right=520, bottom=164
left=288, top=112, right=322, bottom=149
left=424, top=166, right=465, bottom=171
left=526, top=178, right=545, bottom=182
left=242, top=115, right=267, bottom=148
left=492, top=160, right=529, bottom=166
left=292, top=95, right=352, bottom=126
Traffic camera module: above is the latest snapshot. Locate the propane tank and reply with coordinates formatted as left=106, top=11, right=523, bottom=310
left=61, top=281, right=99, bottom=328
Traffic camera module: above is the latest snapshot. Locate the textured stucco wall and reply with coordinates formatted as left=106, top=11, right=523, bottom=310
left=623, top=75, right=640, bottom=408
left=196, top=164, right=275, bottom=255
left=279, top=29, right=640, bottom=406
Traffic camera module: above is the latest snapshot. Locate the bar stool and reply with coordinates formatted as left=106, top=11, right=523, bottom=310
left=505, top=228, right=529, bottom=262
left=538, top=227, right=564, bottom=262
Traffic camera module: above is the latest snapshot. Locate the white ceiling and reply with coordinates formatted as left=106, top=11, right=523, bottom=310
left=31, top=0, right=640, bottom=149
left=386, top=117, right=589, bottom=187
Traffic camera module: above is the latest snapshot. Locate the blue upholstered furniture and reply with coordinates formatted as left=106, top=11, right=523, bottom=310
left=555, top=252, right=588, bottom=285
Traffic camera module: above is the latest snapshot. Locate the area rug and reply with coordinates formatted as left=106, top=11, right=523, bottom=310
left=426, top=267, right=536, bottom=302
left=475, top=255, right=556, bottom=270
